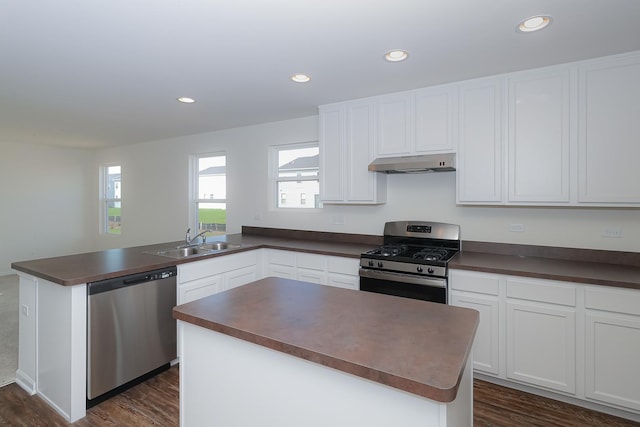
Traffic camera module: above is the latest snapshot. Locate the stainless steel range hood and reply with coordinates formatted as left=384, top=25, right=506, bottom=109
left=368, top=153, right=455, bottom=174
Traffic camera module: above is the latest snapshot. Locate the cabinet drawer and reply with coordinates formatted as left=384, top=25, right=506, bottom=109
left=585, top=286, right=640, bottom=316
left=179, top=250, right=259, bottom=284
left=506, top=278, right=576, bottom=306
left=296, top=253, right=326, bottom=271
left=327, top=256, right=359, bottom=276
left=450, top=270, right=500, bottom=295
left=265, top=250, right=295, bottom=266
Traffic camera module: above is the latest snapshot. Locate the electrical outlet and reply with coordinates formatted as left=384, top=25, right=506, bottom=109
left=332, top=215, right=345, bottom=225
left=509, top=224, right=525, bottom=232
left=603, top=228, right=622, bottom=238
left=21, top=304, right=29, bottom=317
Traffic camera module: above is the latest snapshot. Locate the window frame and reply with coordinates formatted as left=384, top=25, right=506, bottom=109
left=189, top=152, right=227, bottom=235
left=99, top=163, right=122, bottom=235
left=268, top=141, right=321, bottom=211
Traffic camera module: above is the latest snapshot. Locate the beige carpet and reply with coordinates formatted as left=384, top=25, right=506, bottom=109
left=0, top=274, right=19, bottom=387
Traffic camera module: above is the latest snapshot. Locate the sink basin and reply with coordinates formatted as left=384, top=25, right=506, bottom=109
left=149, top=242, right=241, bottom=259
left=153, top=247, right=213, bottom=258
left=199, top=242, right=241, bottom=251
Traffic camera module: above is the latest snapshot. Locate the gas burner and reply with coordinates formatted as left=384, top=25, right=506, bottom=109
left=412, top=248, right=451, bottom=262
left=369, top=244, right=408, bottom=257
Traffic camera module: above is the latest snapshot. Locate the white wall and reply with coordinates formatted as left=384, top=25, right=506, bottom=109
left=0, top=141, right=93, bottom=275
left=93, top=116, right=640, bottom=254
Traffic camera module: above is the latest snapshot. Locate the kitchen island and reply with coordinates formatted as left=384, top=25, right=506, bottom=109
left=173, top=277, right=479, bottom=427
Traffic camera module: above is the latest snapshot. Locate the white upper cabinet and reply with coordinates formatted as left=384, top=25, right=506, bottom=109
left=578, top=53, right=640, bottom=205
left=377, top=86, right=456, bottom=157
left=319, top=99, right=386, bottom=204
left=377, top=93, right=414, bottom=156
left=319, top=104, right=346, bottom=203
left=457, top=77, right=503, bottom=204
left=507, top=69, right=571, bottom=204
left=414, top=85, right=457, bottom=153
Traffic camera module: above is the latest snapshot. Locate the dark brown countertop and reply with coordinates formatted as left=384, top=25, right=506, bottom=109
left=10, top=234, right=376, bottom=286
left=172, top=277, right=479, bottom=403
left=451, top=252, right=640, bottom=290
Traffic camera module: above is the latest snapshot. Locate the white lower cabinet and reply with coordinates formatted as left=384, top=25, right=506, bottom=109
left=584, top=287, right=640, bottom=411
left=177, top=251, right=259, bottom=304
left=179, top=274, right=223, bottom=305
left=449, top=270, right=501, bottom=376
left=263, top=249, right=360, bottom=289
left=450, top=268, right=640, bottom=418
left=505, top=277, right=577, bottom=394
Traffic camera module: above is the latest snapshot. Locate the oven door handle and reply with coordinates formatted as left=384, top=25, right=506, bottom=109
left=359, top=268, right=446, bottom=289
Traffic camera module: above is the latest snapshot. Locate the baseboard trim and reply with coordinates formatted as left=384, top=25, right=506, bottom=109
left=475, top=373, right=640, bottom=423
left=15, top=369, right=35, bottom=395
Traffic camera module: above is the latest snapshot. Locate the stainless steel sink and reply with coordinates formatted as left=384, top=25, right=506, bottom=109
left=199, top=242, right=240, bottom=251
left=149, top=242, right=241, bottom=259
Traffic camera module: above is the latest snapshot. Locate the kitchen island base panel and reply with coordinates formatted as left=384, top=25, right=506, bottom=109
left=179, top=321, right=473, bottom=427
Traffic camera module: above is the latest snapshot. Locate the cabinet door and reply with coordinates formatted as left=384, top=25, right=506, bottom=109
left=585, top=312, right=640, bottom=411
left=179, top=275, right=222, bottom=304
left=578, top=53, right=640, bottom=204
left=346, top=100, right=385, bottom=203
left=451, top=292, right=501, bottom=376
left=327, top=273, right=358, bottom=290
left=506, top=301, right=576, bottom=394
left=457, top=78, right=503, bottom=203
left=224, top=265, right=257, bottom=290
left=414, top=85, right=456, bottom=153
left=377, top=93, right=414, bottom=156
left=319, top=104, right=346, bottom=202
left=507, top=70, right=571, bottom=203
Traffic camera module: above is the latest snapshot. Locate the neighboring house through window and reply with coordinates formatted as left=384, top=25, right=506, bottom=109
left=270, top=143, right=320, bottom=209
left=101, top=164, right=121, bottom=235
left=191, top=153, right=226, bottom=235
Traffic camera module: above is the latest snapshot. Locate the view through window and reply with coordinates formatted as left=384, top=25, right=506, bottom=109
left=196, top=154, right=226, bottom=235
left=103, top=165, right=121, bottom=234
left=274, top=144, right=319, bottom=209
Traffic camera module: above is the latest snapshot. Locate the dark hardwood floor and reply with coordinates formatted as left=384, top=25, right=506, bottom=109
left=0, top=366, right=637, bottom=426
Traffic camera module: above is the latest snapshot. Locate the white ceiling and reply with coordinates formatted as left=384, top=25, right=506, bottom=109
left=2, top=0, right=640, bottom=149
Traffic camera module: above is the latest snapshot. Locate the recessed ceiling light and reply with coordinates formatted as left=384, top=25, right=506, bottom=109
left=517, top=15, right=552, bottom=33
left=384, top=50, right=409, bottom=62
left=291, top=74, right=311, bottom=83
left=177, top=97, right=195, bottom=104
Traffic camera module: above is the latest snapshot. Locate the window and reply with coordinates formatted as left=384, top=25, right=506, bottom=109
left=270, top=143, right=320, bottom=209
left=192, top=154, right=226, bottom=235
left=101, top=164, right=121, bottom=234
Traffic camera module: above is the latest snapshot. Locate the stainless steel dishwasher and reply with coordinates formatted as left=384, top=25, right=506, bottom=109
left=87, top=266, right=177, bottom=406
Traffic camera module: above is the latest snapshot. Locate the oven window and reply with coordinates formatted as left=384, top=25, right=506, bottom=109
left=360, top=276, right=446, bottom=304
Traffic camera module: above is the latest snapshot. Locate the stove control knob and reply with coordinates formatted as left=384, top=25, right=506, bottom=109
left=368, top=260, right=374, bottom=267
left=416, top=266, right=423, bottom=273
left=427, top=267, right=435, bottom=274
left=377, top=262, right=383, bottom=268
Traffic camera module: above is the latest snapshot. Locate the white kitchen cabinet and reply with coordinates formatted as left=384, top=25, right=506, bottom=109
left=449, top=270, right=502, bottom=376
left=507, top=69, right=571, bottom=203
left=414, top=85, right=456, bottom=153
left=456, top=77, right=503, bottom=204
left=319, top=99, right=386, bottom=204
left=296, top=252, right=327, bottom=285
left=505, top=277, right=577, bottom=394
left=578, top=53, right=640, bottom=205
left=377, top=93, right=414, bottom=156
left=179, top=274, right=223, bottom=305
left=264, top=249, right=296, bottom=279
left=376, top=86, right=456, bottom=157
left=263, top=249, right=359, bottom=289
left=327, top=256, right=360, bottom=290
left=177, top=250, right=259, bottom=303
left=584, top=287, right=640, bottom=411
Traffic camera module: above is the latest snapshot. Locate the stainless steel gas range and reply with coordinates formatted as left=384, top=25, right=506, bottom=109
left=359, top=221, right=460, bottom=304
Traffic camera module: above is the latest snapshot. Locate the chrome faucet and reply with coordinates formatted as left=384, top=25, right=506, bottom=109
left=184, top=228, right=208, bottom=246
